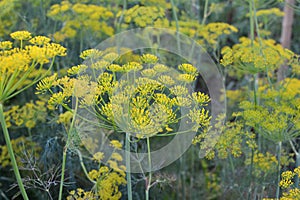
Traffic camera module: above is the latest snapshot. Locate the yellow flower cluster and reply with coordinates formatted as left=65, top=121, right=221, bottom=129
left=280, top=170, right=295, bottom=189
left=140, top=53, right=159, bottom=64
left=47, top=1, right=114, bottom=42
left=199, top=22, right=238, bottom=46
left=38, top=50, right=211, bottom=140
left=0, top=136, right=41, bottom=168
left=221, top=37, right=294, bottom=73
left=275, top=167, right=300, bottom=199
left=281, top=188, right=300, bottom=200
left=245, top=151, right=278, bottom=177
left=0, top=31, right=66, bottom=103
left=235, top=78, right=300, bottom=142
left=255, top=8, right=284, bottom=17
left=68, top=150, right=126, bottom=200
left=4, top=100, right=47, bottom=129
left=10, top=31, right=32, bottom=41
left=110, top=140, right=123, bottom=149
left=67, top=188, right=97, bottom=200
left=118, top=5, right=165, bottom=28
left=57, top=111, right=73, bottom=128
left=198, top=116, right=256, bottom=159
left=279, top=167, right=300, bottom=188
left=167, top=21, right=238, bottom=49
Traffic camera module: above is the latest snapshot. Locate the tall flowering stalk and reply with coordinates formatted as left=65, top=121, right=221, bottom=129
left=38, top=49, right=211, bottom=199
left=220, top=2, right=299, bottom=196
left=0, top=30, right=66, bottom=200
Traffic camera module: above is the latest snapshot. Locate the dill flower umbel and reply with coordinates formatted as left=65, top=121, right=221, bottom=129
left=234, top=78, right=300, bottom=143
left=40, top=50, right=211, bottom=139
left=220, top=37, right=294, bottom=73
left=47, top=1, right=114, bottom=42
left=0, top=31, right=66, bottom=103
left=10, top=30, right=32, bottom=41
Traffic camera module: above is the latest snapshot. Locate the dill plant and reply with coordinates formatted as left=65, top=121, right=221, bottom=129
left=0, top=30, right=66, bottom=200
left=37, top=48, right=211, bottom=199
left=217, top=1, right=300, bottom=197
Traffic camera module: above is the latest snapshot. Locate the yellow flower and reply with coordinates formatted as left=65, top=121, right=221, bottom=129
left=110, top=140, right=123, bottom=149
left=29, top=36, right=51, bottom=46
left=45, top=43, right=67, bottom=57
left=93, top=152, right=105, bottom=162
left=178, top=63, right=198, bottom=75
left=10, top=30, right=32, bottom=40
left=141, top=68, right=157, bottom=77
left=177, top=73, right=196, bottom=83
left=111, top=152, right=123, bottom=161
left=153, top=63, right=170, bottom=72
left=25, top=120, right=35, bottom=129
left=26, top=46, right=49, bottom=64
left=294, top=166, right=300, bottom=177
left=192, top=92, right=210, bottom=106
left=170, top=85, right=189, bottom=96
left=57, top=111, right=73, bottom=127
left=158, top=75, right=175, bottom=86
left=107, top=64, right=122, bottom=72
left=140, top=53, right=159, bottom=64
left=67, top=64, right=88, bottom=76
left=255, top=8, right=284, bottom=17
left=80, top=49, right=103, bottom=60
left=0, top=41, right=12, bottom=50
left=36, top=73, right=58, bottom=94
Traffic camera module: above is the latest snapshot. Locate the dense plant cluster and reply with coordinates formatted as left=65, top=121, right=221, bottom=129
left=0, top=0, right=299, bottom=200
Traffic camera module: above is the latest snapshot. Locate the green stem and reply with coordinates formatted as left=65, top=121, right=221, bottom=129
left=0, top=103, right=29, bottom=200
left=76, top=149, right=96, bottom=184
left=249, top=0, right=255, bottom=44
left=125, top=133, right=133, bottom=200
left=276, top=142, right=282, bottom=199
left=295, top=152, right=300, bottom=188
left=247, top=148, right=254, bottom=200
left=180, top=156, right=186, bottom=199
left=58, top=143, right=68, bottom=200
left=228, top=154, right=235, bottom=174
left=170, top=0, right=181, bottom=55
left=201, top=0, right=209, bottom=25
left=58, top=97, right=78, bottom=200
left=145, top=137, right=152, bottom=200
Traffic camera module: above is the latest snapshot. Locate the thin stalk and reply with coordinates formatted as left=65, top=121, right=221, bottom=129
left=125, top=133, right=133, bottom=200
left=247, top=148, right=254, bottom=200
left=201, top=0, right=209, bottom=25
left=117, top=0, right=127, bottom=32
left=249, top=0, right=255, bottom=44
left=180, top=156, right=186, bottom=199
left=295, top=153, right=300, bottom=188
left=0, top=103, right=29, bottom=200
left=79, top=29, right=83, bottom=55
left=145, top=137, right=152, bottom=200
left=58, top=97, right=78, bottom=200
left=228, top=154, right=235, bottom=174
left=248, top=2, right=258, bottom=198
left=276, top=142, right=282, bottom=199
left=170, top=0, right=181, bottom=54
left=253, top=74, right=262, bottom=152
left=190, top=147, right=195, bottom=199
left=252, top=0, right=273, bottom=87
left=76, top=149, right=96, bottom=184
